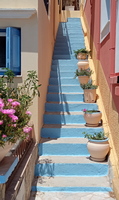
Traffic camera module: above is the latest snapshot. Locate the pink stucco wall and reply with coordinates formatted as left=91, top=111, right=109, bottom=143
left=84, top=0, right=119, bottom=111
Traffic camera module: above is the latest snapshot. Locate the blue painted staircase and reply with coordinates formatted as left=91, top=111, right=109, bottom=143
left=30, top=18, right=113, bottom=199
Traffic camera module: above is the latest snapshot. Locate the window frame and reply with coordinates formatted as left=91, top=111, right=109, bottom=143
left=0, top=27, right=21, bottom=75
left=100, top=0, right=111, bottom=42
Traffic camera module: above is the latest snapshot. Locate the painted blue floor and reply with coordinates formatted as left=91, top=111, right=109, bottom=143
left=31, top=18, right=112, bottom=194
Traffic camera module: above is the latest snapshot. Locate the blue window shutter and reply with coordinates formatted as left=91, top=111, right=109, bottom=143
left=6, top=27, right=21, bottom=75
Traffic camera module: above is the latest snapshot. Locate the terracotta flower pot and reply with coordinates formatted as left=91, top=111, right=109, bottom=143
left=77, top=53, right=87, bottom=60
left=87, top=138, right=110, bottom=161
left=84, top=89, right=97, bottom=103
left=78, top=76, right=90, bottom=84
left=77, top=61, right=89, bottom=70
left=0, top=142, right=13, bottom=162
left=84, top=111, right=102, bottom=127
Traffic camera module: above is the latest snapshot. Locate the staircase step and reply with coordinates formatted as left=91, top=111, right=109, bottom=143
left=49, top=78, right=79, bottom=85
left=43, top=113, right=85, bottom=124
left=35, top=162, right=108, bottom=177
left=45, top=102, right=98, bottom=112
left=51, top=65, right=77, bottom=71
left=31, top=176, right=112, bottom=193
left=46, top=93, right=84, bottom=102
left=41, top=127, right=103, bottom=138
left=48, top=85, right=83, bottom=93
left=30, top=18, right=114, bottom=199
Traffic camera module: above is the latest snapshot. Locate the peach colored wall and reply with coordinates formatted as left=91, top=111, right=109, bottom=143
left=37, top=0, right=59, bottom=142
left=0, top=0, right=59, bottom=142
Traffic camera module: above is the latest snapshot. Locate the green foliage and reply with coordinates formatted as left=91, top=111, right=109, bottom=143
left=74, top=69, right=93, bottom=78
left=82, top=131, right=108, bottom=140
left=74, top=48, right=90, bottom=58
left=80, top=82, right=98, bottom=89
left=82, top=109, right=100, bottom=113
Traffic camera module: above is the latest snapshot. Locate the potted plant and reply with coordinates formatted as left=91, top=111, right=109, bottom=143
left=0, top=69, right=41, bottom=161
left=65, top=0, right=75, bottom=10
left=82, top=131, right=110, bottom=162
left=74, top=48, right=90, bottom=60
left=74, top=48, right=90, bottom=70
left=74, top=69, right=93, bottom=84
left=82, top=109, right=102, bottom=127
left=81, top=82, right=98, bottom=103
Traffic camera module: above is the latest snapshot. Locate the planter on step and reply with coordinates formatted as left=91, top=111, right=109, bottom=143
left=65, top=6, right=75, bottom=10
left=74, top=69, right=93, bottom=85
left=83, top=110, right=102, bottom=127
left=77, top=61, right=89, bottom=70
left=81, top=83, right=98, bottom=103
left=82, top=131, right=110, bottom=162
left=74, top=48, right=90, bottom=60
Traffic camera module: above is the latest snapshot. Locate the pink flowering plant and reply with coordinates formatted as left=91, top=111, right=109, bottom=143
left=0, top=69, right=41, bottom=147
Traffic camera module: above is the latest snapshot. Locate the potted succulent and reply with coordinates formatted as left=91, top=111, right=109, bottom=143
left=82, top=131, right=110, bottom=162
left=74, top=48, right=90, bottom=70
left=82, top=109, right=102, bottom=127
left=74, top=69, right=93, bottom=84
left=0, top=69, right=41, bottom=161
left=65, top=0, right=75, bottom=10
left=81, top=82, right=98, bottom=103
left=74, top=48, right=90, bottom=60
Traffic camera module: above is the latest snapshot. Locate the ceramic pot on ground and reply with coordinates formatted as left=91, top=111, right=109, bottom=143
left=78, top=76, right=90, bottom=84
left=87, top=138, right=110, bottom=162
left=77, top=61, right=89, bottom=70
left=77, top=53, right=87, bottom=60
left=84, top=111, right=102, bottom=127
left=84, top=89, right=97, bottom=103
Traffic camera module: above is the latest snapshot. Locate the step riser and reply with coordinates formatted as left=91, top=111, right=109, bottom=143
left=45, top=103, right=98, bottom=112
left=51, top=66, right=77, bottom=71
left=31, top=186, right=112, bottom=192
left=49, top=79, right=79, bottom=85
left=41, top=127, right=103, bottom=138
left=44, top=114, right=85, bottom=125
left=35, top=163, right=109, bottom=176
left=38, top=143, right=88, bottom=156
left=46, top=94, right=84, bottom=102
left=48, top=85, right=83, bottom=93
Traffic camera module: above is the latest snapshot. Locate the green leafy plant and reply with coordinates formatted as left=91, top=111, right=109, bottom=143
left=80, top=82, right=98, bottom=90
left=82, top=109, right=100, bottom=113
left=0, top=69, right=41, bottom=147
left=74, top=69, right=93, bottom=78
left=82, top=131, right=108, bottom=140
left=74, top=48, right=90, bottom=58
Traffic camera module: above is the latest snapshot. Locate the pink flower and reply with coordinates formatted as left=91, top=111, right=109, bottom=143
left=23, top=126, right=32, bottom=133
left=26, top=111, right=32, bottom=115
left=11, top=101, right=20, bottom=107
left=2, top=134, right=7, bottom=138
left=83, top=109, right=87, bottom=112
left=8, top=99, right=13, bottom=102
left=2, top=109, right=15, bottom=115
left=12, top=124, right=17, bottom=127
left=0, top=120, right=3, bottom=125
left=9, top=115, right=18, bottom=122
left=0, top=99, right=4, bottom=108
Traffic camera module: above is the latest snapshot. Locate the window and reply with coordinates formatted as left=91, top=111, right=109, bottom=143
left=100, top=0, right=111, bottom=42
left=0, top=27, right=21, bottom=75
